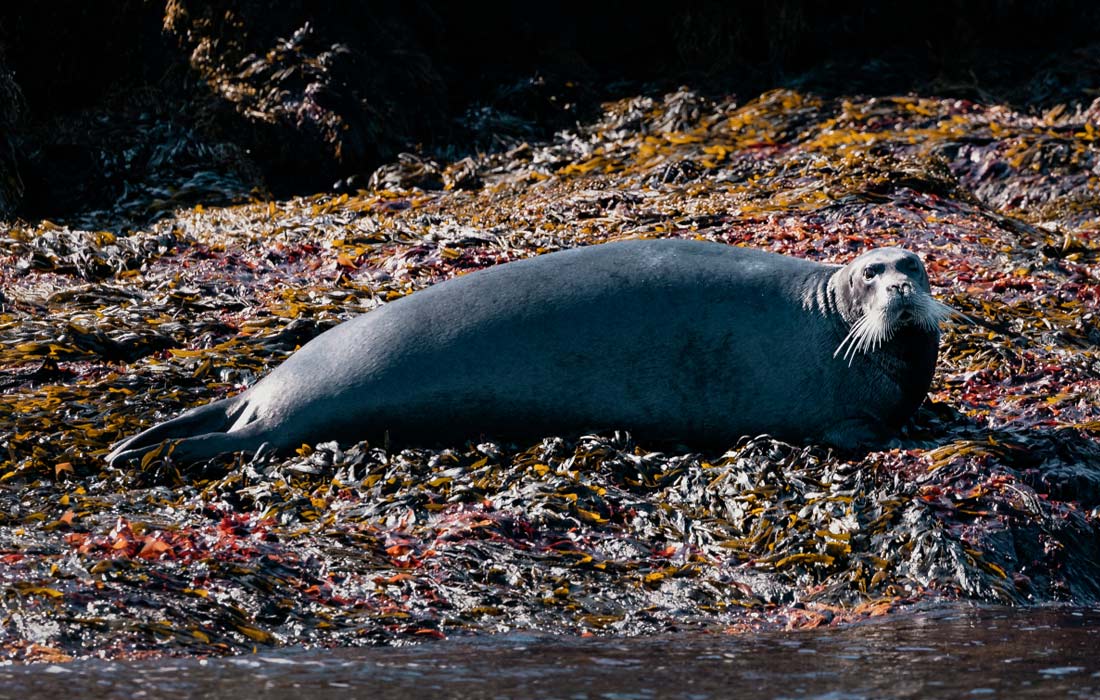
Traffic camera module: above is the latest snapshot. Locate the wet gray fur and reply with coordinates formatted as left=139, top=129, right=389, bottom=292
left=107, top=239, right=940, bottom=465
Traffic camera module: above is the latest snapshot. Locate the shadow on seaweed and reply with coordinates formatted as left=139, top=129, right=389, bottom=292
left=8, top=2, right=1100, bottom=229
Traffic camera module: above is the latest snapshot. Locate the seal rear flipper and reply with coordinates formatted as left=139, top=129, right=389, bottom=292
left=108, top=423, right=271, bottom=467
left=106, top=397, right=243, bottom=466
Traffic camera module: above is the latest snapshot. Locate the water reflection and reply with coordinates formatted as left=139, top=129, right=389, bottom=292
left=1, top=606, right=1098, bottom=699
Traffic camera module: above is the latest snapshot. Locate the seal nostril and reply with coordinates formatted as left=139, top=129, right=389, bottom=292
left=888, top=280, right=913, bottom=295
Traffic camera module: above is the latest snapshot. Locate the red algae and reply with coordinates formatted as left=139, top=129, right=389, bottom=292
left=0, top=87, right=1098, bottom=661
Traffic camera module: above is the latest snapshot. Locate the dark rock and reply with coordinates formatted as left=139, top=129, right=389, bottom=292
left=0, top=63, right=24, bottom=218
left=6, top=1, right=1100, bottom=226
left=163, top=1, right=451, bottom=195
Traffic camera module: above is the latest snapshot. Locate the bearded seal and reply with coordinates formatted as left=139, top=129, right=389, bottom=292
left=106, top=239, right=956, bottom=466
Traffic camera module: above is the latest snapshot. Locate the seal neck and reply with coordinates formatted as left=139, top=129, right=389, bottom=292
left=823, top=267, right=865, bottom=325
left=802, top=268, right=849, bottom=322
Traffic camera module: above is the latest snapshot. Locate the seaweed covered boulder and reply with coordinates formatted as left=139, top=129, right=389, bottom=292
left=6, top=1, right=1100, bottom=229
left=0, top=1, right=260, bottom=229
left=163, top=0, right=451, bottom=194
left=0, top=62, right=24, bottom=218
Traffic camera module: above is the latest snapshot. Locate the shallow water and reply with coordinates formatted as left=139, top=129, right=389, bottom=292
left=2, top=606, right=1099, bottom=699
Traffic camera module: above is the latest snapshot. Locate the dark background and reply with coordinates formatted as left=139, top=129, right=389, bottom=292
left=2, top=0, right=1099, bottom=225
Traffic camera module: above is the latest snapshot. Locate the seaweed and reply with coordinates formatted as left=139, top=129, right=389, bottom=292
left=1, top=86, right=1098, bottom=661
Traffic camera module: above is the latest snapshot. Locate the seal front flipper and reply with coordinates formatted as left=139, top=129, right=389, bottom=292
left=106, top=396, right=244, bottom=466
left=818, top=416, right=891, bottom=454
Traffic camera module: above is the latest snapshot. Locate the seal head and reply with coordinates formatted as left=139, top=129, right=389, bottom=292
left=830, top=247, right=951, bottom=365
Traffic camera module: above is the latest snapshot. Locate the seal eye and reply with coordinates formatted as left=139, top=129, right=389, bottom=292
left=862, top=267, right=876, bottom=281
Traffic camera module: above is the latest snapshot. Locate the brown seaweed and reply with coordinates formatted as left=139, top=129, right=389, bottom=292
left=1, top=87, right=1098, bottom=661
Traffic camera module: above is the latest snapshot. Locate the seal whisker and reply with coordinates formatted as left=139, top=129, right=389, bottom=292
left=937, top=298, right=977, bottom=326
left=926, top=295, right=1015, bottom=339
left=860, top=312, right=880, bottom=355
left=908, top=293, right=972, bottom=331
left=851, top=306, right=887, bottom=365
left=877, top=308, right=892, bottom=350
left=838, top=314, right=872, bottom=364
left=834, top=315, right=867, bottom=360
left=918, top=295, right=948, bottom=327
left=837, top=314, right=871, bottom=360
left=845, top=311, right=882, bottom=366
left=847, top=320, right=865, bottom=360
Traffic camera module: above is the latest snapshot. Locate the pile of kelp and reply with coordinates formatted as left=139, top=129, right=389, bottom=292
left=1, top=87, right=1098, bottom=661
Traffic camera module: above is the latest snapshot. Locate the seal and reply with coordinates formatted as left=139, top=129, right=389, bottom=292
left=106, top=239, right=956, bottom=466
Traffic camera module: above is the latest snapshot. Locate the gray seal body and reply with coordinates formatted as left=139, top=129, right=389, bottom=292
left=107, top=239, right=941, bottom=465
